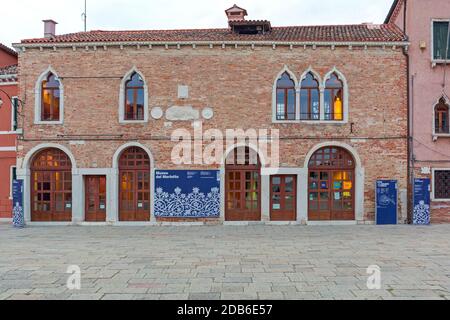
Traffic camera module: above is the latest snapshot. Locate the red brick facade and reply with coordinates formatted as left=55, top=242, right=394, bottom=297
left=13, top=41, right=409, bottom=223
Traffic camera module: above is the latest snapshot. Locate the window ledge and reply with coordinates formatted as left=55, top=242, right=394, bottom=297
left=432, top=60, right=450, bottom=67
left=433, top=133, right=450, bottom=140
left=272, top=120, right=347, bottom=125
left=34, top=121, right=64, bottom=125
left=119, top=120, right=149, bottom=124
left=431, top=198, right=450, bottom=202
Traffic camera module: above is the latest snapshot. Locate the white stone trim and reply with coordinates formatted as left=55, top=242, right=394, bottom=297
left=0, top=82, right=18, bottom=86
left=72, top=168, right=116, bottom=223
left=119, top=67, right=149, bottom=124
left=18, top=143, right=77, bottom=223
left=272, top=65, right=298, bottom=123
left=9, top=165, right=16, bottom=199
left=431, top=168, right=450, bottom=201
left=34, top=66, right=64, bottom=125
left=304, top=141, right=365, bottom=222
left=0, top=146, right=16, bottom=151
left=261, top=167, right=307, bottom=224
left=112, top=142, right=155, bottom=221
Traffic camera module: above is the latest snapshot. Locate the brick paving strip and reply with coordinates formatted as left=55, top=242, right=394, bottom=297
left=0, top=223, right=449, bottom=300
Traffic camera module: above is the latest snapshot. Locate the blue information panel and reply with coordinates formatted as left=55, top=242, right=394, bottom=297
left=12, top=180, right=25, bottom=228
left=154, top=170, right=220, bottom=218
left=376, top=180, right=398, bottom=225
left=413, top=178, right=431, bottom=225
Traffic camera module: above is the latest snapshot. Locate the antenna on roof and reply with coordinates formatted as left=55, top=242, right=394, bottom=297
left=81, top=0, right=87, bottom=32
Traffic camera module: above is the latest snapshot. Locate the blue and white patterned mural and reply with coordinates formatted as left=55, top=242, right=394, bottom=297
left=154, top=170, right=221, bottom=218
left=413, top=179, right=431, bottom=225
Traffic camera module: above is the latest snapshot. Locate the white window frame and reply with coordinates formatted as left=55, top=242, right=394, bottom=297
left=272, top=66, right=349, bottom=124
left=9, top=165, right=16, bottom=200
left=432, top=95, right=450, bottom=137
left=34, top=66, right=64, bottom=125
left=11, top=96, right=18, bottom=132
left=119, top=67, right=149, bottom=124
left=431, top=19, right=450, bottom=64
left=431, top=168, right=450, bottom=201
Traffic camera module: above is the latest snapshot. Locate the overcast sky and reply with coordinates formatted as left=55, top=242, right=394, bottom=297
left=1, top=0, right=394, bottom=48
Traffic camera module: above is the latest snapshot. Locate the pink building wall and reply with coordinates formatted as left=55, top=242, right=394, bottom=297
left=0, top=47, right=18, bottom=219
left=389, top=0, right=450, bottom=222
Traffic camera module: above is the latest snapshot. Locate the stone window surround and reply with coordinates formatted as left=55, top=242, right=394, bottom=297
left=432, top=95, right=450, bottom=138
left=272, top=65, right=349, bottom=124
left=431, top=18, right=450, bottom=65
left=119, top=67, right=149, bottom=124
left=34, top=66, right=64, bottom=125
left=432, top=168, right=450, bottom=202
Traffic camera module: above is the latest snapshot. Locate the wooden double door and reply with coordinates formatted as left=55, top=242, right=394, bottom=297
left=308, top=169, right=355, bottom=221
left=225, top=169, right=261, bottom=221
left=270, top=175, right=297, bottom=221
left=85, top=176, right=107, bottom=222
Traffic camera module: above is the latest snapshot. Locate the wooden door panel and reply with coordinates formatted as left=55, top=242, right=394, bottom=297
left=85, top=176, right=106, bottom=222
left=270, top=175, right=297, bottom=221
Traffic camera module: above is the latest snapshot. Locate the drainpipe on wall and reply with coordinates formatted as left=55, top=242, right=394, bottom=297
left=402, top=0, right=413, bottom=224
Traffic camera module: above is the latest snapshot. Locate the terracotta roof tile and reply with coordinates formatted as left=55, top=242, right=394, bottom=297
left=19, top=24, right=406, bottom=44
left=0, top=43, right=18, bottom=56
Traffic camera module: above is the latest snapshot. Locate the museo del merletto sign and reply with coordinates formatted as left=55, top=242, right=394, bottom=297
left=154, top=170, right=221, bottom=218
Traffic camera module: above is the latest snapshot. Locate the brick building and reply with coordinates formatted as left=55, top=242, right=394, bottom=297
left=386, top=0, right=450, bottom=223
left=0, top=43, right=18, bottom=220
left=13, top=5, right=409, bottom=225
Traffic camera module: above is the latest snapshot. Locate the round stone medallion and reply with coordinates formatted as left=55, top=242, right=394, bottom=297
left=202, top=107, right=214, bottom=120
left=151, top=107, right=164, bottom=119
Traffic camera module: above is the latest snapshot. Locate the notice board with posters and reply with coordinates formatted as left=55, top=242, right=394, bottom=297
left=375, top=180, right=398, bottom=225
left=413, top=178, right=431, bottom=225
left=154, top=170, right=221, bottom=218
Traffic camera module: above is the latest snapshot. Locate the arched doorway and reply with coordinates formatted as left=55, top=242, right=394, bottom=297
left=308, top=146, right=355, bottom=221
left=31, top=148, right=72, bottom=222
left=225, top=147, right=261, bottom=221
left=119, top=147, right=151, bottom=221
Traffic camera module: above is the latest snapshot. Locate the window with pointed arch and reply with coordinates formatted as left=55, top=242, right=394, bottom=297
left=125, top=72, right=145, bottom=121
left=435, top=97, right=449, bottom=134
left=41, top=73, right=61, bottom=121
left=276, top=72, right=296, bottom=121
left=300, top=72, right=320, bottom=120
left=324, top=73, right=344, bottom=121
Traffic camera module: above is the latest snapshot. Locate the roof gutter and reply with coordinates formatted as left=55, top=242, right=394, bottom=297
left=13, top=40, right=410, bottom=51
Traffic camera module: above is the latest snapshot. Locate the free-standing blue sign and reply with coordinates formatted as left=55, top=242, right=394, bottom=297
left=413, top=178, right=431, bottom=225
left=154, top=170, right=221, bottom=218
left=12, top=180, right=25, bottom=228
left=376, top=180, right=398, bottom=225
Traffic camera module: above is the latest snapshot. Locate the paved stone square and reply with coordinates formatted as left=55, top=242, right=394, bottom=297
left=0, top=223, right=449, bottom=300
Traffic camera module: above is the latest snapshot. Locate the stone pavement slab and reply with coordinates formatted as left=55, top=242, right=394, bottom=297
left=0, top=224, right=449, bottom=300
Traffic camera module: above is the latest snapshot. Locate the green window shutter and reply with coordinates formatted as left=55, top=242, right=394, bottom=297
left=12, top=97, right=18, bottom=131
left=433, top=21, right=450, bottom=60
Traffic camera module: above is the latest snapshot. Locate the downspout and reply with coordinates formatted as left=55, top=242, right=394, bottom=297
left=402, top=0, right=413, bottom=224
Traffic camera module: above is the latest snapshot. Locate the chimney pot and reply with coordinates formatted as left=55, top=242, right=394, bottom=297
left=43, top=20, right=58, bottom=38
left=225, top=4, right=248, bottom=23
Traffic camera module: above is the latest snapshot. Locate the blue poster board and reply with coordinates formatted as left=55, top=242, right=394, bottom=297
left=12, top=180, right=25, bottom=228
left=376, top=180, right=398, bottom=225
left=154, top=170, right=220, bottom=218
left=413, top=178, right=431, bottom=225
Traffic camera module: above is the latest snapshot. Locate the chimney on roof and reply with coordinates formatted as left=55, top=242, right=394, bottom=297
left=225, top=4, right=248, bottom=22
left=43, top=20, right=58, bottom=38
